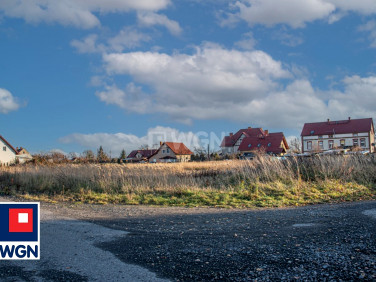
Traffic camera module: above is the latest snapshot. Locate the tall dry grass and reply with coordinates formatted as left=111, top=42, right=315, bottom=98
left=0, top=154, right=375, bottom=196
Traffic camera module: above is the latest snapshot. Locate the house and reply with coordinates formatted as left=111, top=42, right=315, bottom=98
left=126, top=149, right=157, bottom=163
left=238, top=132, right=289, bottom=157
left=16, top=147, right=33, bottom=164
left=0, top=135, right=18, bottom=165
left=221, top=127, right=265, bottom=155
left=149, top=142, right=193, bottom=163
left=221, top=127, right=289, bottom=156
left=301, top=117, right=375, bottom=153
left=0, top=136, right=33, bottom=165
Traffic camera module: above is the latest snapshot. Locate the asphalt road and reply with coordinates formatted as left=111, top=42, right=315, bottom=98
left=1, top=198, right=376, bottom=281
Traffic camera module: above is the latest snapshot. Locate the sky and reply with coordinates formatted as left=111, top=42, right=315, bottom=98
left=1, top=0, right=376, bottom=156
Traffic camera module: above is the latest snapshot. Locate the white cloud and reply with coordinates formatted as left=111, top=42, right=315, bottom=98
left=137, top=12, right=182, bottom=35
left=97, top=43, right=376, bottom=128
left=96, top=83, right=152, bottom=114
left=71, top=28, right=151, bottom=54
left=0, top=0, right=171, bottom=29
left=272, top=30, right=304, bottom=47
left=60, top=126, right=201, bottom=155
left=234, top=32, right=257, bottom=50
left=358, top=20, right=376, bottom=48
left=227, top=0, right=376, bottom=28
left=108, top=27, right=152, bottom=51
left=101, top=44, right=291, bottom=124
left=0, top=88, right=21, bottom=114
left=71, top=34, right=105, bottom=54
left=232, top=0, right=335, bottom=28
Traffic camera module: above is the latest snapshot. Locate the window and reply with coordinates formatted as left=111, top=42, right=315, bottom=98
left=307, top=141, right=312, bottom=150
left=340, top=139, right=345, bottom=147
left=2, top=146, right=6, bottom=152
left=248, top=144, right=252, bottom=148
left=319, top=141, right=324, bottom=150
left=166, top=148, right=170, bottom=153
left=162, top=149, right=166, bottom=154
left=329, top=140, right=334, bottom=149
left=353, top=139, right=358, bottom=146
left=360, top=138, right=366, bottom=147
left=353, top=133, right=358, bottom=137
left=328, top=134, right=333, bottom=138
left=318, top=135, right=323, bottom=139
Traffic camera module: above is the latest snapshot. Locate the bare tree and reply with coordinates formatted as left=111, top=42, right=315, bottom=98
left=288, top=137, right=302, bottom=153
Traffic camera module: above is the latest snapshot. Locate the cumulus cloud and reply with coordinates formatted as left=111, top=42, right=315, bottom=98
left=0, top=0, right=171, bottom=29
left=96, top=43, right=376, bottom=128
left=59, top=126, right=201, bottom=155
left=137, top=12, right=182, bottom=35
left=227, top=0, right=376, bottom=28
left=0, top=88, right=21, bottom=114
left=101, top=44, right=292, bottom=124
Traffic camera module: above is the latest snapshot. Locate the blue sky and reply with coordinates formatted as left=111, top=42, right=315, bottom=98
left=1, top=0, right=376, bottom=156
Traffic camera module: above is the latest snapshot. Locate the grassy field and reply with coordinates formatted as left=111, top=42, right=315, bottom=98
left=0, top=154, right=375, bottom=208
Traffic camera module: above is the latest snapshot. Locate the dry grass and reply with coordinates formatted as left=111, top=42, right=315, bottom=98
left=0, top=155, right=375, bottom=207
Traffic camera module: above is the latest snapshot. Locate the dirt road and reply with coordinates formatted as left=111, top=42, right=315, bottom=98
left=1, top=198, right=376, bottom=281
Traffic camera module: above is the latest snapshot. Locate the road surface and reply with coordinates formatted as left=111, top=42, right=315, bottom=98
left=1, top=198, right=376, bottom=281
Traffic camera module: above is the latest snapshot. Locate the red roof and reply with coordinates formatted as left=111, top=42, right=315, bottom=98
left=165, top=142, right=193, bottom=155
left=238, top=132, right=288, bottom=154
left=221, top=128, right=265, bottom=147
left=0, top=135, right=18, bottom=154
left=127, top=149, right=157, bottom=159
left=301, top=118, right=374, bottom=136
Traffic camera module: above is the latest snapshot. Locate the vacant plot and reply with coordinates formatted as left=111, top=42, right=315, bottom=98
left=0, top=155, right=375, bottom=207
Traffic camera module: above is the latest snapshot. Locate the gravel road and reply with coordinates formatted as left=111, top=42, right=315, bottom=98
left=1, top=198, right=376, bottom=281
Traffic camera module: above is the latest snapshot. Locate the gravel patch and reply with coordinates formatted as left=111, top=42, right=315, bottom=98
left=2, top=197, right=376, bottom=281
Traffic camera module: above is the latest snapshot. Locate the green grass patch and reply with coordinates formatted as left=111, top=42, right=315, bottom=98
left=12, top=179, right=376, bottom=208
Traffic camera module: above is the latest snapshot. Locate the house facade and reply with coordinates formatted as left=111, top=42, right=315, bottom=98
left=0, top=135, right=18, bottom=165
left=221, top=127, right=288, bottom=156
left=238, top=133, right=289, bottom=157
left=16, top=147, right=33, bottom=164
left=301, top=117, right=375, bottom=153
left=149, top=142, right=193, bottom=163
left=127, top=149, right=157, bottom=163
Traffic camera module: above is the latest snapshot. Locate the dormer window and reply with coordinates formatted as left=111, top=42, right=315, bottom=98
left=257, top=144, right=261, bottom=147
left=248, top=144, right=251, bottom=148
left=268, top=143, right=271, bottom=147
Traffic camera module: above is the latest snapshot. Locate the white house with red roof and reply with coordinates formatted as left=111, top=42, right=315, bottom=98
left=149, top=142, right=193, bottom=163
left=221, top=127, right=289, bottom=156
left=301, top=117, right=375, bottom=153
left=0, top=135, right=32, bottom=165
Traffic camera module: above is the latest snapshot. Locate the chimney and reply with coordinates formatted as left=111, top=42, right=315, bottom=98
left=348, top=117, right=351, bottom=120
left=160, top=141, right=163, bottom=146
left=248, top=126, right=252, bottom=129
left=264, top=130, right=269, bottom=135
left=327, top=118, right=330, bottom=123
left=229, top=132, right=233, bottom=137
